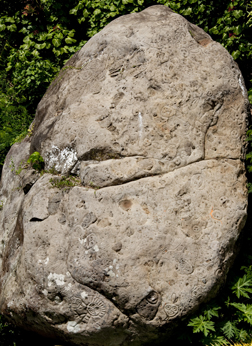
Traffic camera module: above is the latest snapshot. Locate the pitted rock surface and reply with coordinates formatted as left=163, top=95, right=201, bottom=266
left=0, top=5, right=249, bottom=346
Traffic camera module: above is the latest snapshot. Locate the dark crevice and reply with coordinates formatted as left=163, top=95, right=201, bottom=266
left=29, top=217, right=47, bottom=222
left=79, top=148, right=122, bottom=162
left=83, top=156, right=240, bottom=190
left=23, top=183, right=34, bottom=195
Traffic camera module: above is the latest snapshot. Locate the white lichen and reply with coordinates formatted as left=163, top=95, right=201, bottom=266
left=38, top=257, right=49, bottom=265
left=42, top=289, right=48, bottom=296
left=48, top=273, right=65, bottom=287
left=107, top=270, right=115, bottom=277
left=46, top=145, right=77, bottom=174
left=65, top=283, right=72, bottom=291
left=81, top=291, right=88, bottom=299
left=67, top=321, right=81, bottom=333
left=93, top=244, right=99, bottom=252
left=138, top=112, right=143, bottom=138
left=239, top=75, right=246, bottom=97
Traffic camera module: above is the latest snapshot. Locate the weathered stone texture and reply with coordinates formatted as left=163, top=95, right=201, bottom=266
left=0, top=5, right=249, bottom=346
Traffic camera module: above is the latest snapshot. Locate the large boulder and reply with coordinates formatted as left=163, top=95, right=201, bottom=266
left=0, top=5, right=250, bottom=345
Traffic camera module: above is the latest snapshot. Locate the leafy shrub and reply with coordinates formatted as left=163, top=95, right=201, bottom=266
left=27, top=151, right=44, bottom=171
left=0, top=69, right=33, bottom=168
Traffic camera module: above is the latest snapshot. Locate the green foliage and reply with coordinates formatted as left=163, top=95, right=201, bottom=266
left=0, top=0, right=85, bottom=170
left=232, top=275, right=252, bottom=299
left=27, top=151, right=44, bottom=171
left=0, top=70, right=33, bottom=168
left=184, top=237, right=252, bottom=345
left=222, top=320, right=239, bottom=339
left=188, top=315, right=216, bottom=337
left=49, top=175, right=81, bottom=189
left=9, top=158, right=24, bottom=176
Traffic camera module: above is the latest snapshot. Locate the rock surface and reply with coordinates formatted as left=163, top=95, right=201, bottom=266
left=0, top=5, right=250, bottom=346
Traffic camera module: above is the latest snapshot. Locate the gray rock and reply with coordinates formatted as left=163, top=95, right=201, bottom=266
left=0, top=5, right=249, bottom=346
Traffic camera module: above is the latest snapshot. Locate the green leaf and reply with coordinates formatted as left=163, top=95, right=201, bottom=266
left=232, top=275, right=252, bottom=298
left=53, top=48, right=61, bottom=56
left=239, top=329, right=249, bottom=341
left=209, top=26, right=219, bottom=35
left=231, top=303, right=252, bottom=324
left=52, top=38, right=61, bottom=47
left=65, top=37, right=77, bottom=44
left=31, top=50, right=40, bottom=58
left=109, top=12, right=118, bottom=18
left=60, top=46, right=68, bottom=54
left=204, top=307, right=220, bottom=320
left=0, top=24, right=6, bottom=31
left=233, top=10, right=243, bottom=19
left=69, top=8, right=78, bottom=15
left=35, top=43, right=46, bottom=50
left=7, top=24, right=17, bottom=32
left=19, top=27, right=28, bottom=34
left=221, top=321, right=238, bottom=339
left=15, top=62, right=21, bottom=69
left=23, top=36, right=31, bottom=43
left=198, top=4, right=205, bottom=12
left=233, top=25, right=243, bottom=35
left=94, top=9, right=102, bottom=15
left=5, top=17, right=15, bottom=23
left=188, top=316, right=215, bottom=337
left=239, top=43, right=248, bottom=52
left=83, top=9, right=89, bottom=18
left=232, top=50, right=240, bottom=60
left=182, top=8, right=192, bottom=16
left=68, top=29, right=75, bottom=37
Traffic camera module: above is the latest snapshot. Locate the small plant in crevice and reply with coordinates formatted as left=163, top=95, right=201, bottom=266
left=49, top=175, right=81, bottom=190
left=44, top=166, right=59, bottom=176
left=9, top=158, right=24, bottom=175
left=88, top=181, right=100, bottom=190
left=27, top=124, right=34, bottom=137
left=27, top=151, right=44, bottom=171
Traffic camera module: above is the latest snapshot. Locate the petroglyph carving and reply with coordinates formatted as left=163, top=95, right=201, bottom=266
left=71, top=294, right=106, bottom=327
left=137, top=291, right=160, bottom=320
left=176, top=257, right=194, bottom=275
left=84, top=233, right=97, bottom=250
left=210, top=209, right=223, bottom=221
left=191, top=174, right=204, bottom=190
left=164, top=303, right=179, bottom=318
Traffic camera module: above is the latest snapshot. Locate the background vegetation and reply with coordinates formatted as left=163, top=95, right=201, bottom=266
left=0, top=0, right=252, bottom=345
